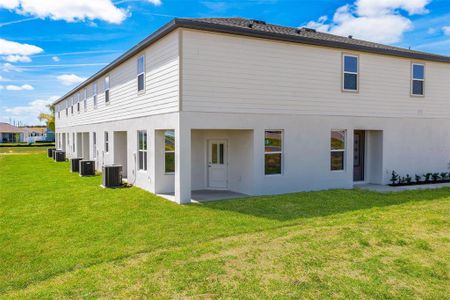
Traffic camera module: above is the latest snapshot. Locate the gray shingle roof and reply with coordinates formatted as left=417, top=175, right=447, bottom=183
left=53, top=17, right=450, bottom=106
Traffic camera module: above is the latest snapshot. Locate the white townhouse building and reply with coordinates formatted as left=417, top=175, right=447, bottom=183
left=53, top=18, right=450, bottom=204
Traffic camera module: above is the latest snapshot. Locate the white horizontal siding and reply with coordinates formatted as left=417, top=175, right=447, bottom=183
left=56, top=31, right=180, bottom=129
left=181, top=30, right=450, bottom=119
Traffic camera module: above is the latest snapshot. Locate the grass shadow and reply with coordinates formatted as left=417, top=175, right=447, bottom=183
left=197, top=188, right=450, bottom=221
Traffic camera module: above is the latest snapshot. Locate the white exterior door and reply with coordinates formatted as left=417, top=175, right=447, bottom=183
left=207, top=140, right=228, bottom=189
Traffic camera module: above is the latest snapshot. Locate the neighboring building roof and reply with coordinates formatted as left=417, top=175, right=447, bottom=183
left=0, top=122, right=25, bottom=133
left=53, top=17, right=450, bottom=106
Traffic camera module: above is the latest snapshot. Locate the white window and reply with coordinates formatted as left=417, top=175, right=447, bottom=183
left=137, top=55, right=145, bottom=92
left=331, top=130, right=346, bottom=171
left=104, top=76, right=110, bottom=103
left=164, top=130, right=175, bottom=173
left=93, top=82, right=98, bottom=108
left=58, top=111, right=60, bottom=119
left=83, top=88, right=87, bottom=111
left=66, top=108, right=68, bottom=116
left=411, top=63, right=425, bottom=96
left=104, top=131, right=109, bottom=153
left=264, top=130, right=283, bottom=175
left=93, top=132, right=97, bottom=158
left=77, top=94, right=80, bottom=113
left=138, top=130, right=147, bottom=170
left=343, top=54, right=358, bottom=91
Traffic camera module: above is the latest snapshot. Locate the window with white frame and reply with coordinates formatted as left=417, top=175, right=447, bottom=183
left=264, top=130, right=283, bottom=175
left=58, top=111, right=60, bottom=119
left=164, top=130, right=175, bottom=173
left=83, top=88, right=87, bottom=111
left=343, top=54, right=358, bottom=91
left=77, top=93, right=80, bottom=113
left=331, top=130, right=346, bottom=171
left=93, top=82, right=98, bottom=108
left=66, top=107, right=68, bottom=116
left=104, top=131, right=109, bottom=153
left=104, top=76, right=110, bottom=103
left=72, top=133, right=75, bottom=152
left=138, top=130, right=147, bottom=170
left=137, top=55, right=145, bottom=92
left=411, top=63, right=425, bottom=96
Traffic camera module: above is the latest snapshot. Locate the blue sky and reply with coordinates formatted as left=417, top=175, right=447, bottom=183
left=0, top=0, right=449, bottom=125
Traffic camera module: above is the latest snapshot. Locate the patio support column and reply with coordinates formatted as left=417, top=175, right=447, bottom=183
left=175, top=126, right=191, bottom=204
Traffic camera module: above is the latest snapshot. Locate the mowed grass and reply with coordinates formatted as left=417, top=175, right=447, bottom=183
left=0, top=149, right=449, bottom=299
left=0, top=146, right=53, bottom=154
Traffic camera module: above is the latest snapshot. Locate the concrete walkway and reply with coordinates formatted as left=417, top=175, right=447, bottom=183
left=355, top=182, right=450, bottom=192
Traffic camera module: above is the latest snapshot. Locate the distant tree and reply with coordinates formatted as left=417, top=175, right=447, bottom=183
left=38, top=104, right=55, bottom=131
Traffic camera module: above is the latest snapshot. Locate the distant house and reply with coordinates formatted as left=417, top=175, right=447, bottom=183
left=22, top=127, right=55, bottom=143
left=53, top=18, right=450, bottom=204
left=0, top=122, right=26, bottom=143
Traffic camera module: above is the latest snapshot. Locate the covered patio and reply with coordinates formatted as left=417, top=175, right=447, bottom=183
left=155, top=128, right=255, bottom=204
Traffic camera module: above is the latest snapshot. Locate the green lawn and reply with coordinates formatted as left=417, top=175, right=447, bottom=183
left=0, top=149, right=449, bottom=299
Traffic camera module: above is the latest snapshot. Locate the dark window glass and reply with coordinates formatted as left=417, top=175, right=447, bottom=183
left=264, top=131, right=282, bottom=152
left=219, top=143, right=224, bottom=164
left=331, top=131, right=345, bottom=150
left=165, top=152, right=175, bottom=173
left=105, top=90, right=110, bottom=102
left=344, top=73, right=357, bottom=90
left=164, top=131, right=175, bottom=151
left=413, top=64, right=424, bottom=79
left=212, top=143, right=218, bottom=164
left=138, top=74, right=145, bottom=91
left=412, top=80, right=424, bottom=95
left=164, top=130, right=175, bottom=173
left=331, top=152, right=345, bottom=171
left=344, top=56, right=358, bottom=73
left=265, top=153, right=282, bottom=175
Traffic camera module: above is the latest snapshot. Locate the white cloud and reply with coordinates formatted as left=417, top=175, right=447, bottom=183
left=3, top=96, right=59, bottom=125
left=0, top=75, right=8, bottom=81
left=443, top=26, right=450, bottom=36
left=305, top=0, right=431, bottom=44
left=0, top=83, right=34, bottom=90
left=0, top=0, right=129, bottom=24
left=52, top=56, right=60, bottom=62
left=1, top=63, right=22, bottom=72
left=0, top=38, right=42, bottom=62
left=57, top=73, right=86, bottom=86
left=2, top=54, right=32, bottom=62
left=147, top=0, right=162, bottom=6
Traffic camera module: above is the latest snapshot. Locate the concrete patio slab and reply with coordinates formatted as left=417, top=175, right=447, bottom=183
left=157, top=190, right=249, bottom=203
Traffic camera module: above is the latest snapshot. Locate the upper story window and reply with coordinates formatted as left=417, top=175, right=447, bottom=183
left=65, top=107, right=68, bottom=116
left=331, top=130, right=346, bottom=171
left=104, top=76, right=110, bottom=103
left=83, top=88, right=87, bottom=111
left=264, top=130, right=283, bottom=175
left=77, top=94, right=80, bottom=113
left=411, top=63, right=425, bottom=96
left=137, top=55, right=145, bottom=92
left=93, top=82, right=98, bottom=108
left=138, top=130, right=147, bottom=171
left=343, top=54, right=358, bottom=92
left=58, top=111, right=60, bottom=119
